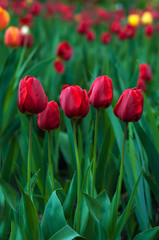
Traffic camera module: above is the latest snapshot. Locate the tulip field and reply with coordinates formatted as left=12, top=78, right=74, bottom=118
left=1, top=0, right=159, bottom=239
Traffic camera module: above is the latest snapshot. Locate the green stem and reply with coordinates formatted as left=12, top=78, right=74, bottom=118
left=73, top=120, right=81, bottom=233
left=92, top=109, right=99, bottom=197
left=48, top=131, right=55, bottom=191
left=117, top=122, right=128, bottom=209
left=27, top=115, right=33, bottom=197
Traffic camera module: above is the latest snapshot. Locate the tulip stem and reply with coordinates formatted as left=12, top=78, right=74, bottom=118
left=92, top=109, right=99, bottom=197
left=73, top=120, right=81, bottom=233
left=117, top=122, right=128, bottom=209
left=48, top=131, right=55, bottom=191
left=27, top=115, right=33, bottom=197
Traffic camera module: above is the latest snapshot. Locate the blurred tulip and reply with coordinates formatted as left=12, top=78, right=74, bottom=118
left=60, top=85, right=89, bottom=119
left=0, top=6, right=10, bottom=30
left=77, top=19, right=91, bottom=34
left=110, top=21, right=121, bottom=34
left=17, top=76, right=48, bottom=114
left=19, top=14, right=33, bottom=27
left=88, top=75, right=113, bottom=108
left=113, top=88, right=143, bottom=122
left=144, top=24, right=154, bottom=37
left=139, top=63, right=152, bottom=81
left=30, top=1, right=43, bottom=16
left=124, top=24, right=136, bottom=38
left=137, top=78, right=147, bottom=92
left=101, top=32, right=112, bottom=44
left=56, top=42, right=73, bottom=61
left=86, top=29, right=96, bottom=42
left=53, top=59, right=65, bottom=74
left=141, top=11, right=153, bottom=24
left=20, top=25, right=33, bottom=47
left=4, top=26, right=20, bottom=47
left=128, top=14, right=140, bottom=26
left=37, top=101, right=60, bottom=131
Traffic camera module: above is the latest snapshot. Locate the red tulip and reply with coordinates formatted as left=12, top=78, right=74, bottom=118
left=37, top=101, right=60, bottom=131
left=110, top=21, right=121, bottom=34
left=56, top=42, right=73, bottom=61
left=86, top=29, right=96, bottom=42
left=137, top=78, right=147, bottom=92
left=88, top=75, right=113, bottom=108
left=113, top=88, right=143, bottom=122
left=60, top=85, right=89, bottom=119
left=124, top=24, right=136, bottom=38
left=19, top=14, right=33, bottom=28
left=53, top=59, right=65, bottom=74
left=17, top=76, right=48, bottom=114
left=77, top=19, right=91, bottom=34
left=139, top=63, right=152, bottom=81
left=144, top=24, right=154, bottom=37
left=101, top=32, right=112, bottom=44
left=118, top=29, right=126, bottom=40
left=30, top=1, right=43, bottom=16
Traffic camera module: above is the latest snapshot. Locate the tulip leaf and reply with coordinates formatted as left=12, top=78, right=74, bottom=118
left=41, top=190, right=67, bottom=240
left=134, top=227, right=159, bottom=240
left=48, top=225, right=84, bottom=240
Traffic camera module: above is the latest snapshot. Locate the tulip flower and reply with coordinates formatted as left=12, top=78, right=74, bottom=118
left=139, top=63, right=152, bottom=81
left=29, top=1, right=43, bottom=16
left=17, top=76, right=48, bottom=197
left=137, top=78, right=147, bottom=92
left=56, top=42, right=73, bottom=61
left=4, top=26, right=20, bottom=47
left=60, top=84, right=89, bottom=233
left=88, top=75, right=113, bottom=109
left=37, top=101, right=60, bottom=191
left=113, top=88, right=143, bottom=227
left=88, top=75, right=113, bottom=196
left=128, top=14, right=140, bottom=27
left=101, top=32, right=112, bottom=44
left=110, top=21, right=121, bottom=34
left=53, top=59, right=65, bottom=74
left=86, top=29, right=96, bottom=42
left=113, top=88, right=143, bottom=123
left=17, top=76, right=48, bottom=114
left=60, top=85, right=89, bottom=119
left=124, top=24, right=136, bottom=39
left=141, top=11, right=153, bottom=25
left=37, top=101, right=60, bottom=131
left=0, top=7, right=10, bottom=30
left=144, top=24, right=154, bottom=38
left=77, top=19, right=91, bottom=34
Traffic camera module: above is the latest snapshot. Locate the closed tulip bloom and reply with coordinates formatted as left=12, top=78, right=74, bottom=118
left=30, top=1, right=43, bottom=16
left=0, top=7, right=10, bottom=30
left=113, top=88, right=143, bottom=122
left=139, top=63, right=152, bottom=81
left=101, top=32, right=112, bottom=44
left=88, top=75, right=113, bottom=108
left=17, top=76, right=48, bottom=114
left=60, top=85, right=89, bottom=119
left=37, top=101, right=60, bottom=131
left=53, top=59, right=65, bottom=74
left=4, top=26, right=20, bottom=47
left=144, top=24, right=154, bottom=38
left=137, top=78, right=147, bottom=92
left=86, top=29, right=95, bottom=42
left=110, top=21, right=121, bottom=34
left=56, top=42, right=73, bottom=61
left=124, top=24, right=136, bottom=38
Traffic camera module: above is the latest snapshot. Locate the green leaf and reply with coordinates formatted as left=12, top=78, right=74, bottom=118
left=0, top=180, right=17, bottom=211
left=134, top=227, right=159, bottom=240
left=49, top=225, right=84, bottom=240
left=16, top=178, right=39, bottom=240
left=41, top=190, right=67, bottom=240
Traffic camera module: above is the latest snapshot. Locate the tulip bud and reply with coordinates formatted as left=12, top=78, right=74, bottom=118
left=88, top=75, right=113, bottom=109
left=53, top=59, right=65, bottom=74
left=101, top=32, right=112, bottom=44
left=86, top=29, right=96, bottom=42
left=30, top=1, right=43, bottom=16
left=110, top=21, right=121, bottom=34
left=60, top=85, right=89, bottom=119
left=0, top=7, right=10, bottom=30
left=17, top=76, right=48, bottom=114
left=4, top=26, right=20, bottom=47
left=56, top=42, right=73, bottom=61
left=37, top=101, right=60, bottom=131
left=139, top=63, right=152, bottom=81
left=137, top=78, right=147, bottom=92
left=144, top=24, right=154, bottom=38
left=113, top=88, right=143, bottom=122
left=124, top=24, right=136, bottom=38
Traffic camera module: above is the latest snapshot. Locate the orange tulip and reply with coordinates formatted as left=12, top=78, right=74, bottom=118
left=4, top=26, right=20, bottom=47
left=0, top=7, right=10, bottom=30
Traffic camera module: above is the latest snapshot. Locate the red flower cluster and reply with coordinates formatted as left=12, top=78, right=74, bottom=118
left=137, top=63, right=152, bottom=92
left=53, top=42, right=73, bottom=74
